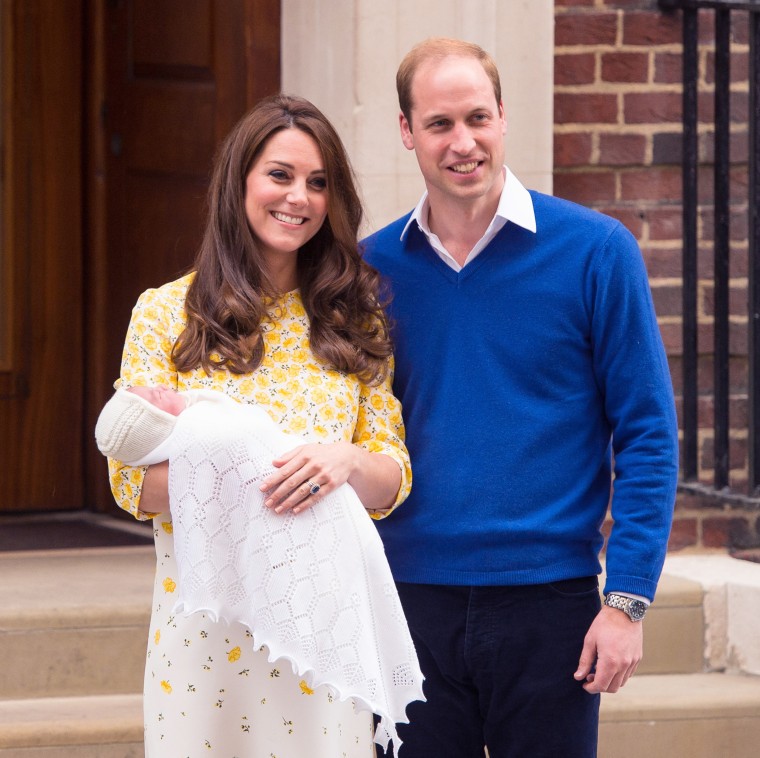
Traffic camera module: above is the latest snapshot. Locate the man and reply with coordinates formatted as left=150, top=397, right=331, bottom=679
left=362, top=38, right=678, bottom=757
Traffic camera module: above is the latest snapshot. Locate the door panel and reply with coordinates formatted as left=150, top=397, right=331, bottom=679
left=0, top=0, right=85, bottom=512
left=85, top=0, right=280, bottom=511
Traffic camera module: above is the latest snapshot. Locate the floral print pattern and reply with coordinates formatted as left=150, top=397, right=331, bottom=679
left=106, top=274, right=411, bottom=757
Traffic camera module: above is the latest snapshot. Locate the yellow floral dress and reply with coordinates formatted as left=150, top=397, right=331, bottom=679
left=108, top=273, right=411, bottom=758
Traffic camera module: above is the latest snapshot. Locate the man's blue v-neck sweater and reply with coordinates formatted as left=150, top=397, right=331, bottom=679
left=362, top=191, right=678, bottom=600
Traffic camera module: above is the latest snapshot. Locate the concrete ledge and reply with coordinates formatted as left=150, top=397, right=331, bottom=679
left=1, top=625, right=147, bottom=699
left=0, top=547, right=153, bottom=699
left=601, top=673, right=760, bottom=721
left=663, top=555, right=760, bottom=675
left=0, top=546, right=154, bottom=631
left=600, top=673, right=760, bottom=758
left=0, top=694, right=142, bottom=749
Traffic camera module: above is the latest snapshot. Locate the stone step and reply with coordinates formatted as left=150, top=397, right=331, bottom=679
left=0, top=548, right=710, bottom=701
left=0, top=547, right=154, bottom=700
left=2, top=545, right=756, bottom=758
left=638, top=571, right=704, bottom=675
left=599, top=672, right=760, bottom=758
left=0, top=694, right=143, bottom=758
left=2, top=674, right=757, bottom=758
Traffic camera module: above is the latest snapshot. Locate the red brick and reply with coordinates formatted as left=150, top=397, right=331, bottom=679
left=622, top=11, right=681, bottom=45
left=705, top=51, right=749, bottom=84
left=554, top=132, right=593, bottom=167
left=555, top=0, right=595, bottom=6
left=675, top=493, right=705, bottom=512
left=730, top=397, right=749, bottom=429
left=619, top=167, right=681, bottom=202
left=697, top=9, right=718, bottom=45
left=701, top=437, right=748, bottom=473
left=654, top=52, right=682, bottom=84
left=698, top=91, right=715, bottom=125
left=659, top=322, right=717, bottom=358
left=697, top=92, right=749, bottom=128
left=701, top=283, right=749, bottom=319
left=651, top=284, right=682, bottom=317
left=554, top=53, right=596, bottom=85
left=598, top=133, right=647, bottom=166
left=733, top=130, right=750, bottom=163
left=730, top=91, right=749, bottom=123
left=601, top=52, right=649, bottom=83
left=730, top=322, right=749, bottom=354
left=652, top=132, right=682, bottom=165
left=555, top=93, right=618, bottom=124
left=693, top=131, right=750, bottom=164
left=668, top=518, right=698, bottom=551
left=729, top=244, right=748, bottom=278
left=696, top=356, right=749, bottom=395
left=659, top=322, right=680, bottom=355
left=667, top=354, right=682, bottom=390
left=676, top=396, right=750, bottom=431
left=641, top=246, right=682, bottom=278
left=553, top=170, right=617, bottom=206
left=700, top=206, right=750, bottom=244
left=703, top=517, right=735, bottom=548
left=596, top=206, right=645, bottom=238
left=731, top=11, right=750, bottom=46
left=624, top=92, right=682, bottom=124
left=647, top=206, right=683, bottom=241
left=703, top=516, right=759, bottom=549
left=696, top=165, right=717, bottom=204
left=731, top=165, right=750, bottom=196
left=555, top=13, right=618, bottom=47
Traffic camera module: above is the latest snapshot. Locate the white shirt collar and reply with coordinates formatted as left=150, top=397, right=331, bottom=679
left=400, top=167, right=536, bottom=271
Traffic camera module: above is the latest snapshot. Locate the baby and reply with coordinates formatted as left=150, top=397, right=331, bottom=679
left=95, top=385, right=424, bottom=751
left=96, top=385, right=237, bottom=465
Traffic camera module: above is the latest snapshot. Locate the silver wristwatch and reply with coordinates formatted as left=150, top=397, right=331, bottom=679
left=604, top=593, right=647, bottom=622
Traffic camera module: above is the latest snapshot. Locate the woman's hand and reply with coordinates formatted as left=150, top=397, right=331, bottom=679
left=259, top=441, right=401, bottom=515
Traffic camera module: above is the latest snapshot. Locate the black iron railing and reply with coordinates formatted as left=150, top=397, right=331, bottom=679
left=659, top=0, right=760, bottom=503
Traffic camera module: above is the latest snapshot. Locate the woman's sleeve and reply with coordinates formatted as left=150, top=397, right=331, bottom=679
left=106, top=286, right=179, bottom=520
left=353, top=357, right=412, bottom=519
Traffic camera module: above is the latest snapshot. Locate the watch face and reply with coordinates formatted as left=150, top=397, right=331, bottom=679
left=629, top=600, right=647, bottom=620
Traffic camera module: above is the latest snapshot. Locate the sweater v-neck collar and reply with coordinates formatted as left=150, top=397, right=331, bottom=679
left=406, top=224, right=504, bottom=284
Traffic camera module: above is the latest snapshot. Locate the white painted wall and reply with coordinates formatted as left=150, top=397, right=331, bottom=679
left=282, top=0, right=554, bottom=234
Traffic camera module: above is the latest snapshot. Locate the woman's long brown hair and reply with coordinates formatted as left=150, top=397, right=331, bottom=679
left=172, top=94, right=392, bottom=385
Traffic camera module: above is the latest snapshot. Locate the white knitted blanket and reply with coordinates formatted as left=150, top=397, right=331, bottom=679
left=134, top=390, right=424, bottom=753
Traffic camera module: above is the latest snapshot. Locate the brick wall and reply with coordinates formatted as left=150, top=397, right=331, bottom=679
left=553, top=0, right=760, bottom=554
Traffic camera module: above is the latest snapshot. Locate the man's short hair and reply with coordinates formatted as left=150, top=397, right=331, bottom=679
left=396, top=37, right=502, bottom=129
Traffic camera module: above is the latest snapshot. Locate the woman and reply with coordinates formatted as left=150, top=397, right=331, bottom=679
left=108, top=94, right=412, bottom=757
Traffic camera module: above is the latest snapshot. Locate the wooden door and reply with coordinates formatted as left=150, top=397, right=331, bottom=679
left=85, top=0, right=280, bottom=511
left=0, top=0, right=85, bottom=512
left=0, top=0, right=279, bottom=514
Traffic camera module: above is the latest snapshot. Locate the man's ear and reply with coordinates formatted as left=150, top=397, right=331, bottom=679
left=399, top=112, right=415, bottom=151
left=499, top=100, right=507, bottom=136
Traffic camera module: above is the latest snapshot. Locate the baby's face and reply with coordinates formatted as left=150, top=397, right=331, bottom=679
left=127, top=386, right=186, bottom=416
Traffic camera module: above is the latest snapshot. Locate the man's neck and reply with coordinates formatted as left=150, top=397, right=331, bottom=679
left=427, top=192, right=500, bottom=267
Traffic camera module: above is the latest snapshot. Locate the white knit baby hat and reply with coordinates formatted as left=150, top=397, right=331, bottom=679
left=95, top=388, right=179, bottom=463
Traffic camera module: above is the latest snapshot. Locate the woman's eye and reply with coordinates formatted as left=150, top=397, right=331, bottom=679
left=310, top=177, right=327, bottom=190
left=269, top=170, right=289, bottom=181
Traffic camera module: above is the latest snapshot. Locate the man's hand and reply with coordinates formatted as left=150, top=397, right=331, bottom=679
left=574, top=605, right=643, bottom=693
